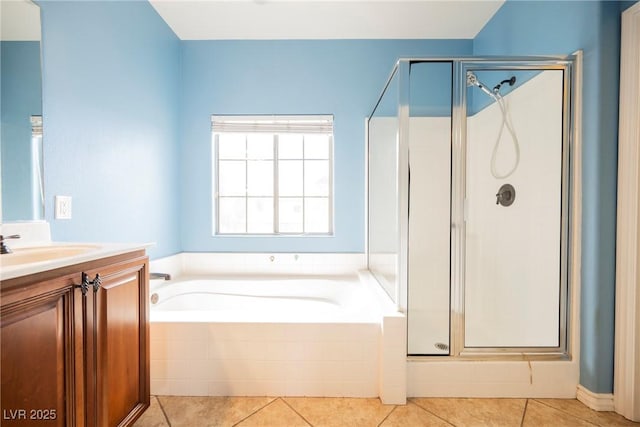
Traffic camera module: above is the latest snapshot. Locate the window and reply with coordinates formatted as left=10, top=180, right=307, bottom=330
left=212, top=115, right=333, bottom=235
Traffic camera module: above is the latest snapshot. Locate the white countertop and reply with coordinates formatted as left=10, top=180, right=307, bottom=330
left=0, top=242, right=152, bottom=282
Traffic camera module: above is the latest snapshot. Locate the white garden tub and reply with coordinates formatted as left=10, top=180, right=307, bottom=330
left=150, top=275, right=378, bottom=323
left=148, top=269, right=393, bottom=398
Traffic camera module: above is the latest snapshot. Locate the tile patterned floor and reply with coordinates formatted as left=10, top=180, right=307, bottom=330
left=134, top=396, right=639, bottom=427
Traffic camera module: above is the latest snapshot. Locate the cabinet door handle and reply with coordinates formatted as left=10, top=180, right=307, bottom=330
left=80, top=273, right=102, bottom=294
left=77, top=279, right=89, bottom=296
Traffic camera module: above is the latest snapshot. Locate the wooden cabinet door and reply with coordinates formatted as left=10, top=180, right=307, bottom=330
left=1, top=284, right=81, bottom=427
left=85, top=257, right=149, bottom=427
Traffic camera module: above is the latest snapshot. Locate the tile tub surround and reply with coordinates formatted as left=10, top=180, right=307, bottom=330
left=148, top=253, right=403, bottom=400
left=150, top=322, right=380, bottom=398
left=149, top=252, right=368, bottom=278
left=133, top=396, right=639, bottom=427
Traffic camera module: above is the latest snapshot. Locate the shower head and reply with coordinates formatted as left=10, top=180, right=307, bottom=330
left=466, top=71, right=479, bottom=87
left=466, top=71, right=498, bottom=100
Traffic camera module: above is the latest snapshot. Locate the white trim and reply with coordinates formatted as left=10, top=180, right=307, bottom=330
left=614, top=1, right=640, bottom=422
left=569, top=49, right=583, bottom=372
left=567, top=50, right=584, bottom=372
left=577, top=385, right=615, bottom=412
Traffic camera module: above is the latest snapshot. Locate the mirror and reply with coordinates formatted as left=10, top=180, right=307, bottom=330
left=1, top=0, right=43, bottom=222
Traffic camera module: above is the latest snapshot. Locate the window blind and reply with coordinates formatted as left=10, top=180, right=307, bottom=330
left=211, top=115, right=333, bottom=134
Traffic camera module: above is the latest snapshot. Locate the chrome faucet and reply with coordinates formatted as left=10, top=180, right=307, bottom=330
left=150, top=272, right=171, bottom=281
left=0, top=234, right=21, bottom=254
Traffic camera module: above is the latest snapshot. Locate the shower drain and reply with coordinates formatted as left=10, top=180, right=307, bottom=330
left=434, top=342, right=449, bottom=351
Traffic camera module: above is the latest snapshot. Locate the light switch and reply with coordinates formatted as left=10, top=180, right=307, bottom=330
left=55, top=196, right=72, bottom=219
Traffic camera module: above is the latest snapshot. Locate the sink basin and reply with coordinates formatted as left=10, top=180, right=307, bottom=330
left=0, top=244, right=101, bottom=267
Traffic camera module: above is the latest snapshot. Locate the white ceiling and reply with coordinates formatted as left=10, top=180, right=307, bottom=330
left=1, top=0, right=41, bottom=41
left=149, top=0, right=505, bottom=40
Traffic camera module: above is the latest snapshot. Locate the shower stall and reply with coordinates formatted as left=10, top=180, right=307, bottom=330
left=367, top=57, right=578, bottom=359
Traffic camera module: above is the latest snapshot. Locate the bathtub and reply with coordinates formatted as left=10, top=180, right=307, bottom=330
left=148, top=257, right=402, bottom=399
left=150, top=275, right=379, bottom=323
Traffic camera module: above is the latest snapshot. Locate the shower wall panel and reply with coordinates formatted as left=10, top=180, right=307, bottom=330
left=368, top=116, right=399, bottom=300
left=407, top=117, right=451, bottom=355
left=464, top=70, right=564, bottom=347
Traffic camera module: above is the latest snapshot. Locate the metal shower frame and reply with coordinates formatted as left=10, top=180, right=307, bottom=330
left=367, top=55, right=579, bottom=360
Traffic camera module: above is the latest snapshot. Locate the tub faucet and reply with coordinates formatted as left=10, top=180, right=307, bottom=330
left=0, top=234, right=20, bottom=254
left=150, top=272, right=171, bottom=280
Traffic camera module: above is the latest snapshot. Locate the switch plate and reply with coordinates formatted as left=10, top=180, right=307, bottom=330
left=55, top=196, right=72, bottom=219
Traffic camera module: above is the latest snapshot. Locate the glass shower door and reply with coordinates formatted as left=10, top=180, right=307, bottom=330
left=463, top=67, right=569, bottom=349
left=406, top=61, right=453, bottom=355
left=368, top=69, right=400, bottom=303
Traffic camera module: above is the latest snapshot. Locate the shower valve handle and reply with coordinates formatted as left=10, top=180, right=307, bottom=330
left=496, top=184, right=516, bottom=207
left=495, top=190, right=508, bottom=204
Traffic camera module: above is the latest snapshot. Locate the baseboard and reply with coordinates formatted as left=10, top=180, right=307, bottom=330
left=576, top=385, right=614, bottom=411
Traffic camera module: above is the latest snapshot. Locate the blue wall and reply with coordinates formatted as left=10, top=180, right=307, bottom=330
left=39, top=0, right=181, bottom=258
left=409, top=61, right=452, bottom=117
left=33, top=0, right=630, bottom=393
left=475, top=0, right=624, bottom=394
left=179, top=40, right=471, bottom=253
left=1, top=41, right=42, bottom=221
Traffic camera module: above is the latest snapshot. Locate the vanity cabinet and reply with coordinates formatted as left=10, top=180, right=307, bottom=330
left=1, top=280, right=77, bottom=426
left=1, top=250, right=149, bottom=427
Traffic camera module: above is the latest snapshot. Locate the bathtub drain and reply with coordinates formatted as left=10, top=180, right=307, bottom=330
left=150, top=293, right=159, bottom=305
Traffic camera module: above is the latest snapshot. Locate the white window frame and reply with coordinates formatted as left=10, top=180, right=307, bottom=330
left=212, top=115, right=334, bottom=236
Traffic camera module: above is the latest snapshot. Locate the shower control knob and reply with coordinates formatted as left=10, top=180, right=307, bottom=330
left=496, top=183, right=515, bottom=207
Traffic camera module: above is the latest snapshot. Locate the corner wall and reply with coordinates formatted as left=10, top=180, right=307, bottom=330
left=39, top=0, right=181, bottom=258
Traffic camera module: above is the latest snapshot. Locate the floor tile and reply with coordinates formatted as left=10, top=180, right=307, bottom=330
left=236, top=398, right=311, bottom=426
left=533, top=399, right=639, bottom=426
left=283, top=397, right=394, bottom=427
left=379, top=402, right=453, bottom=427
left=133, top=396, right=170, bottom=427
left=522, top=400, right=596, bottom=426
left=158, top=396, right=275, bottom=427
left=410, top=397, right=526, bottom=427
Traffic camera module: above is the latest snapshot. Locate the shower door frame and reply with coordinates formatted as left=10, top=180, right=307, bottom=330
left=383, top=56, right=579, bottom=359
left=452, top=59, right=576, bottom=358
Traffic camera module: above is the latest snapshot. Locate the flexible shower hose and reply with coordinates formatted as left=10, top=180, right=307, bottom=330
left=490, top=94, right=520, bottom=179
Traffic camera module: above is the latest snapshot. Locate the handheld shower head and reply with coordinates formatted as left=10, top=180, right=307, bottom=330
left=466, top=71, right=479, bottom=87
left=467, top=71, right=498, bottom=100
